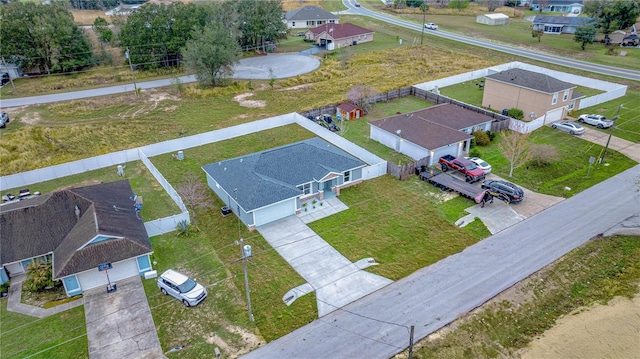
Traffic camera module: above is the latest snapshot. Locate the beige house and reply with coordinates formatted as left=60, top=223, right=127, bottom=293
left=284, top=6, right=339, bottom=29
left=305, top=23, right=373, bottom=49
left=482, top=68, right=584, bottom=120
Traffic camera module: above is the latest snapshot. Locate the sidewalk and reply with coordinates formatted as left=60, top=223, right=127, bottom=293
left=579, top=126, right=640, bottom=163
left=6, top=274, right=84, bottom=318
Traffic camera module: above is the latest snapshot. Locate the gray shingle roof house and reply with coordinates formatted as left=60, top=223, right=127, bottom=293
left=369, top=103, right=494, bottom=165
left=482, top=68, right=583, bottom=120
left=285, top=5, right=339, bottom=29
left=531, top=0, right=584, bottom=14
left=532, top=15, right=595, bottom=34
left=202, top=138, right=366, bottom=228
left=0, top=180, right=154, bottom=296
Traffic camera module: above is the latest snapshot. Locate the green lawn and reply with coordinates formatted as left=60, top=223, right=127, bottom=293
left=1, top=161, right=180, bottom=221
left=0, top=300, right=88, bottom=359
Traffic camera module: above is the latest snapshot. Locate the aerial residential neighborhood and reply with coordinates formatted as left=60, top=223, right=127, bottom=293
left=0, top=0, right=639, bottom=358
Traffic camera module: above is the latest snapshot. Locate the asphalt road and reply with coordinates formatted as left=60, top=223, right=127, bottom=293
left=341, top=0, right=640, bottom=81
left=0, top=54, right=319, bottom=109
left=243, top=164, right=640, bottom=359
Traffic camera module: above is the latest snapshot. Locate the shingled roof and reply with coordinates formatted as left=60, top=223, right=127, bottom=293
left=0, top=180, right=151, bottom=279
left=485, top=68, right=575, bottom=94
left=202, top=138, right=366, bottom=212
left=369, top=104, right=493, bottom=150
left=285, top=6, right=338, bottom=22
left=308, top=23, right=373, bottom=40
left=532, top=15, right=594, bottom=27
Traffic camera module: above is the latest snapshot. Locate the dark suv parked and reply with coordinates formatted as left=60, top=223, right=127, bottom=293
left=481, top=179, right=524, bottom=204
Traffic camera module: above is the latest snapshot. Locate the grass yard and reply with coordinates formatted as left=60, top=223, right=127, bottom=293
left=0, top=299, right=88, bottom=359
left=412, top=235, right=640, bottom=358
left=1, top=161, right=180, bottom=221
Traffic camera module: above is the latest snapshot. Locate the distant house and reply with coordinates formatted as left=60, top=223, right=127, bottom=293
left=482, top=68, right=584, bottom=120
left=532, top=15, right=595, bottom=34
left=336, top=103, right=365, bottom=121
left=285, top=6, right=339, bottom=29
left=530, top=0, right=584, bottom=14
left=305, top=23, right=374, bottom=48
left=369, top=104, right=494, bottom=165
left=202, top=138, right=366, bottom=229
left=0, top=181, right=153, bottom=297
left=476, top=13, right=509, bottom=26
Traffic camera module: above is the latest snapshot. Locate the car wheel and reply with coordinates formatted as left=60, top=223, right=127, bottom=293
left=440, top=163, right=448, bottom=172
left=161, top=288, right=167, bottom=295
left=597, top=124, right=603, bottom=129
left=182, top=299, right=190, bottom=307
left=551, top=124, right=557, bottom=129
left=570, top=130, right=575, bottom=135
left=578, top=118, right=584, bottom=122
left=465, top=175, right=472, bottom=182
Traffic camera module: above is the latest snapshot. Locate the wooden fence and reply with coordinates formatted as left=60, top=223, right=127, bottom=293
left=387, top=157, right=430, bottom=180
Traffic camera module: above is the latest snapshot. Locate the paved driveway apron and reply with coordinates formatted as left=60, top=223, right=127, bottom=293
left=257, top=215, right=392, bottom=317
left=84, top=276, right=166, bottom=359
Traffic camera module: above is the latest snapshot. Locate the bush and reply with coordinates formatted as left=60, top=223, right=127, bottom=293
left=176, top=220, right=192, bottom=237
left=468, top=147, right=482, bottom=158
left=529, top=144, right=560, bottom=167
left=24, top=260, right=57, bottom=293
left=472, top=130, right=491, bottom=146
left=507, top=108, right=524, bottom=120
left=0, top=281, right=10, bottom=295
left=486, top=131, right=496, bottom=141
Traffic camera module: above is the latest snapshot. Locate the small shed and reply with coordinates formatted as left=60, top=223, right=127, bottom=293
left=476, top=13, right=509, bottom=26
left=337, top=103, right=364, bottom=121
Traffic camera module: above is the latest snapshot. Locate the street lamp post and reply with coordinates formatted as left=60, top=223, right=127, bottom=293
left=125, top=47, right=139, bottom=98
left=599, top=104, right=624, bottom=164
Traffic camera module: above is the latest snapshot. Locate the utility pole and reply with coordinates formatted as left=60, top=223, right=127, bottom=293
left=240, top=237, right=254, bottom=322
left=125, top=47, right=139, bottom=98
left=408, top=325, right=415, bottom=359
left=599, top=104, right=623, bottom=164
left=1, top=57, right=17, bottom=93
left=420, top=1, right=427, bottom=45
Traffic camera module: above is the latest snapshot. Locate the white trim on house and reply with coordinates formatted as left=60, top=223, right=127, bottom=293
left=77, top=235, right=124, bottom=251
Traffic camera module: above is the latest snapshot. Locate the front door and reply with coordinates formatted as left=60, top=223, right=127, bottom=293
left=323, top=180, right=333, bottom=191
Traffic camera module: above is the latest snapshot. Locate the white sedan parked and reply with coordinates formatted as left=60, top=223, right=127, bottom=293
left=466, top=157, right=492, bottom=174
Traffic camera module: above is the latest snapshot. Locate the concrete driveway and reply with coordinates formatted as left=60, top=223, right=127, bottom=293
left=257, top=208, right=392, bottom=317
left=84, top=276, right=166, bottom=359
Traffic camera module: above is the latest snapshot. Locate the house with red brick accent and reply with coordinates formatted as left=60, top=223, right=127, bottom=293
left=305, top=23, right=374, bottom=48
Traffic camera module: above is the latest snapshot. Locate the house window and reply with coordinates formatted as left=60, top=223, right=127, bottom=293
left=364, top=34, right=367, bottom=39
left=292, top=21, right=295, bottom=27
left=563, top=89, right=569, bottom=101
left=552, top=92, right=558, bottom=105
left=329, top=20, right=335, bottom=23
left=306, top=21, right=312, bottom=26
left=297, top=183, right=311, bottom=195
left=344, top=171, right=351, bottom=182
left=568, top=100, right=575, bottom=110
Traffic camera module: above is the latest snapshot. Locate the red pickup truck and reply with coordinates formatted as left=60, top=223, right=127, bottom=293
left=438, top=155, right=485, bottom=183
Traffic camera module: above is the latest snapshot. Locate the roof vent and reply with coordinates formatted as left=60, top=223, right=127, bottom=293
left=75, top=205, right=80, bottom=221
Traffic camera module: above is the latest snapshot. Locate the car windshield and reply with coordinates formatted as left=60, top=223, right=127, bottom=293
left=477, top=160, right=489, bottom=167
left=177, top=278, right=197, bottom=293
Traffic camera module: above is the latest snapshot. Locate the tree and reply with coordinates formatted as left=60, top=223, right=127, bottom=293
left=498, top=130, right=532, bottom=177
left=237, top=0, right=288, bottom=52
left=574, top=25, right=598, bottom=50
left=482, top=0, right=504, bottom=12
left=0, top=1, right=93, bottom=74
left=182, top=23, right=242, bottom=86
left=93, top=17, right=113, bottom=43
left=176, top=173, right=213, bottom=231
left=346, top=85, right=379, bottom=113
left=532, top=28, right=544, bottom=42
left=584, top=0, right=640, bottom=38
left=448, top=0, right=470, bottom=11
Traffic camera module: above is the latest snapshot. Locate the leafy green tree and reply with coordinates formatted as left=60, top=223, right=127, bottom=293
left=118, top=3, right=212, bottom=69
left=584, top=0, right=640, bottom=38
left=0, top=1, right=92, bottom=74
left=574, top=25, right=598, bottom=50
left=93, top=17, right=113, bottom=43
left=237, top=0, right=288, bottom=51
left=448, top=0, right=470, bottom=11
left=182, top=23, right=242, bottom=86
left=532, top=28, right=544, bottom=42
left=69, top=0, right=118, bottom=10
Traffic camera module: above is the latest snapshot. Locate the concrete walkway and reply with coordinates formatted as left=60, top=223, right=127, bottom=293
left=257, top=198, right=393, bottom=317
left=580, top=126, right=640, bottom=163
left=6, top=274, right=84, bottom=318
left=84, top=276, right=166, bottom=359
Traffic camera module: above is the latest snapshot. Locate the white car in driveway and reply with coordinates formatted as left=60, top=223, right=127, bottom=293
left=157, top=269, right=207, bottom=307
left=578, top=114, right=613, bottom=129
left=424, top=23, right=438, bottom=30
left=551, top=121, right=585, bottom=135
left=466, top=157, right=492, bottom=174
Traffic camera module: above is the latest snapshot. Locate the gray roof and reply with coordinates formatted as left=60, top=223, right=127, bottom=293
left=202, top=138, right=366, bottom=212
left=485, top=68, right=575, bottom=94
left=532, top=15, right=594, bottom=27
left=531, top=0, right=584, bottom=6
left=285, top=6, right=338, bottom=22
left=0, top=180, right=152, bottom=279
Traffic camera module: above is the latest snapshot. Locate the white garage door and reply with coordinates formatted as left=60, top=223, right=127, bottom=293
left=77, top=258, right=139, bottom=292
left=254, top=199, right=296, bottom=227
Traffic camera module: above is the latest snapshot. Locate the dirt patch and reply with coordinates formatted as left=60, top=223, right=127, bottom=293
left=519, top=293, right=640, bottom=358
left=280, top=84, right=312, bottom=92
left=20, top=111, right=43, bottom=125
left=113, top=90, right=180, bottom=119
left=55, top=179, right=102, bottom=191
left=233, top=93, right=267, bottom=108
left=204, top=325, right=265, bottom=359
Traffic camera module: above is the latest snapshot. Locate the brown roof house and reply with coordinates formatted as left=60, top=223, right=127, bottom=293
left=336, top=103, right=364, bottom=121
left=482, top=68, right=584, bottom=121
left=369, top=104, right=494, bottom=165
left=305, top=23, right=373, bottom=49
left=0, top=180, right=154, bottom=297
